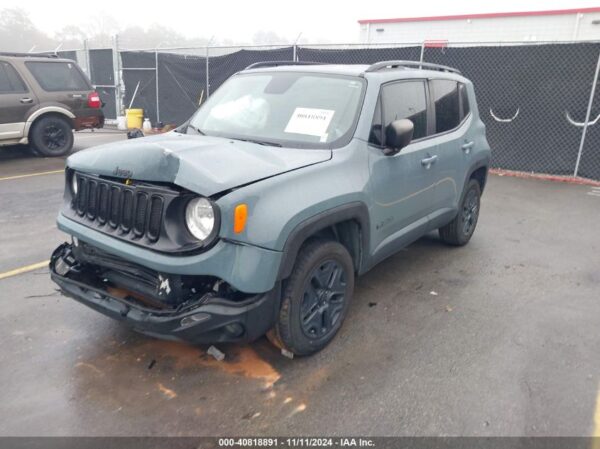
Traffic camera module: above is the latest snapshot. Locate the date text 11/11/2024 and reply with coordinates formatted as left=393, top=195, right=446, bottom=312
left=217, top=437, right=376, bottom=447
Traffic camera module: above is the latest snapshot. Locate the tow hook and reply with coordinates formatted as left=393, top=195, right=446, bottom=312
left=51, top=243, right=79, bottom=276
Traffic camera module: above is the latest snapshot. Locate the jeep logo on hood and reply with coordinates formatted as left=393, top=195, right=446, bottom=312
left=113, top=166, right=133, bottom=178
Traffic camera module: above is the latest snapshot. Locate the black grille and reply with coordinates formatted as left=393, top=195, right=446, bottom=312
left=147, top=196, right=163, bottom=241
left=73, top=174, right=164, bottom=242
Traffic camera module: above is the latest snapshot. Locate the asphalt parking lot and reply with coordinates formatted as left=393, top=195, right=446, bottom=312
left=1, top=132, right=599, bottom=437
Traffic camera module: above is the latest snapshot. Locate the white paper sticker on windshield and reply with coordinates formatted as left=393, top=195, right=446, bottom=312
left=284, top=108, right=335, bottom=137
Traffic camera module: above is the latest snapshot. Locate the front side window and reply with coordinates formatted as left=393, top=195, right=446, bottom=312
left=0, top=62, right=27, bottom=94
left=431, top=79, right=461, bottom=133
left=188, top=72, right=366, bottom=148
left=25, top=61, right=90, bottom=92
left=368, top=97, right=383, bottom=146
left=380, top=80, right=428, bottom=143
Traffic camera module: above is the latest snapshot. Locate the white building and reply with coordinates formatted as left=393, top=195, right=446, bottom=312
left=358, top=7, right=600, bottom=44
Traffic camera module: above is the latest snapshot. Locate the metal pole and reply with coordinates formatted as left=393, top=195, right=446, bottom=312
left=83, top=39, right=91, bottom=77
left=155, top=48, right=160, bottom=123
left=293, top=32, right=302, bottom=62
left=112, top=34, right=123, bottom=118
left=574, top=49, right=600, bottom=177
left=419, top=42, right=425, bottom=67
left=206, top=45, right=210, bottom=98
left=206, top=36, right=214, bottom=98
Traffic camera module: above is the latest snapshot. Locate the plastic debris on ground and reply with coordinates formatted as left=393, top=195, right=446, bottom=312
left=281, top=348, right=294, bottom=359
left=207, top=345, right=225, bottom=361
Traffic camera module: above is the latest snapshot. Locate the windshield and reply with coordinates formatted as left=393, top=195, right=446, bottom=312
left=187, top=72, right=365, bottom=148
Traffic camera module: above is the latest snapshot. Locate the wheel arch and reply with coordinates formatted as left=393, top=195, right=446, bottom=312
left=465, top=159, right=489, bottom=195
left=25, top=107, right=75, bottom=137
left=276, top=202, right=370, bottom=281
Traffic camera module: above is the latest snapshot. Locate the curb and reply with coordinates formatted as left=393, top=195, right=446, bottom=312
left=489, top=169, right=600, bottom=187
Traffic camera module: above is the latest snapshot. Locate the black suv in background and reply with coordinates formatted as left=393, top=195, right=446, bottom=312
left=0, top=53, right=104, bottom=157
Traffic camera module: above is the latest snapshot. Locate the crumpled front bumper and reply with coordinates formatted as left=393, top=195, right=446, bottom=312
left=49, top=244, right=279, bottom=344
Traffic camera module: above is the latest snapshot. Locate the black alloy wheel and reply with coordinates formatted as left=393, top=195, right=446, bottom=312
left=300, top=259, right=347, bottom=339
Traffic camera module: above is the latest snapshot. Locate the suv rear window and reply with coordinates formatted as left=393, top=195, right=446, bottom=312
left=0, top=62, right=27, bottom=93
left=25, top=61, right=89, bottom=92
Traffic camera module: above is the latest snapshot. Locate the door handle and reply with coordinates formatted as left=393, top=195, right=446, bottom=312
left=461, top=141, right=474, bottom=154
left=20, top=97, right=33, bottom=104
left=421, top=155, right=438, bottom=168
left=70, top=94, right=84, bottom=98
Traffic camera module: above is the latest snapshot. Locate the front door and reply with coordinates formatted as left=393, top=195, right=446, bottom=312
left=0, top=61, right=37, bottom=140
left=367, top=79, right=438, bottom=262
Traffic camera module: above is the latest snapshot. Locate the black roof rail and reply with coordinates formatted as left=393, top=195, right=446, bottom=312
left=365, top=60, right=461, bottom=75
left=244, top=61, right=321, bottom=70
left=0, top=52, right=59, bottom=59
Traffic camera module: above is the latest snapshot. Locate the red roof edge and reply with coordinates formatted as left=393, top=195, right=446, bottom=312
left=358, top=7, right=600, bottom=25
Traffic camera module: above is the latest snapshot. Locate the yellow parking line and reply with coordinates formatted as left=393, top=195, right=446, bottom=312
left=0, top=260, right=49, bottom=280
left=593, top=387, right=600, bottom=446
left=0, top=170, right=63, bottom=181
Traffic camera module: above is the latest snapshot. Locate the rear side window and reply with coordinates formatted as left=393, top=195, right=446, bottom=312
left=459, top=83, right=470, bottom=119
left=0, top=62, right=28, bottom=93
left=25, top=61, right=89, bottom=92
left=430, top=79, right=460, bottom=133
left=381, top=80, right=428, bottom=142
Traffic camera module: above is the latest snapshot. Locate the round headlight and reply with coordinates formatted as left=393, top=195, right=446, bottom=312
left=71, top=174, right=78, bottom=196
left=185, top=197, right=216, bottom=242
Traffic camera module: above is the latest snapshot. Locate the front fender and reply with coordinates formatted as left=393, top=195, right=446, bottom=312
left=215, top=141, right=371, bottom=266
left=275, top=201, right=370, bottom=281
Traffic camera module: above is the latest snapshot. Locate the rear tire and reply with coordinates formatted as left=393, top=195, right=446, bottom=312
left=30, top=115, right=74, bottom=157
left=268, top=239, right=354, bottom=356
left=439, top=179, right=481, bottom=246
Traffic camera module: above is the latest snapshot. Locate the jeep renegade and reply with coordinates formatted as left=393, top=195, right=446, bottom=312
left=50, top=60, right=490, bottom=356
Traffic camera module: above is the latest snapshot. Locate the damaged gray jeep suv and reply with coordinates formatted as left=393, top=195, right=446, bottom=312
left=50, top=60, right=490, bottom=356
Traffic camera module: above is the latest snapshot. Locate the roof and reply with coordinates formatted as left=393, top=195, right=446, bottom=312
left=358, top=7, right=600, bottom=25
left=244, top=64, right=371, bottom=76
left=242, top=63, right=468, bottom=83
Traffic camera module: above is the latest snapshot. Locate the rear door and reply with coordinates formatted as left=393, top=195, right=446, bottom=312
left=24, top=60, right=92, bottom=114
left=0, top=60, right=38, bottom=140
left=428, top=79, right=472, bottom=217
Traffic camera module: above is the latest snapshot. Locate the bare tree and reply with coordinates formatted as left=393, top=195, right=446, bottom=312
left=252, top=30, right=289, bottom=45
left=0, top=8, right=55, bottom=52
left=0, top=7, right=291, bottom=52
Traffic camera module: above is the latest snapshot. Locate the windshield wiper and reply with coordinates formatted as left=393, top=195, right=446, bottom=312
left=233, top=138, right=282, bottom=147
left=187, top=124, right=205, bottom=135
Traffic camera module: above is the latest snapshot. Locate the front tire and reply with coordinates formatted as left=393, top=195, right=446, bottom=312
left=439, top=179, right=481, bottom=246
left=268, top=239, right=354, bottom=356
left=30, top=116, right=74, bottom=157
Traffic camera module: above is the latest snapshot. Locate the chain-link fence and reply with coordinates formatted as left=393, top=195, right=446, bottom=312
left=419, top=42, right=600, bottom=181
left=54, top=40, right=600, bottom=181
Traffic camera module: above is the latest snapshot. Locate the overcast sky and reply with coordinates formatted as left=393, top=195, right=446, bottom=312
left=5, top=0, right=600, bottom=44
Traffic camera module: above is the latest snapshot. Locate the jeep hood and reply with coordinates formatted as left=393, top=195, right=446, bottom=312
left=67, top=132, right=332, bottom=196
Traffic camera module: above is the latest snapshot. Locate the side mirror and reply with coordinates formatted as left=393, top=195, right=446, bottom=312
left=384, top=119, right=414, bottom=155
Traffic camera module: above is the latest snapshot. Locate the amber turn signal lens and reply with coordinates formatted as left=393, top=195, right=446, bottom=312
left=233, top=204, right=248, bottom=234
